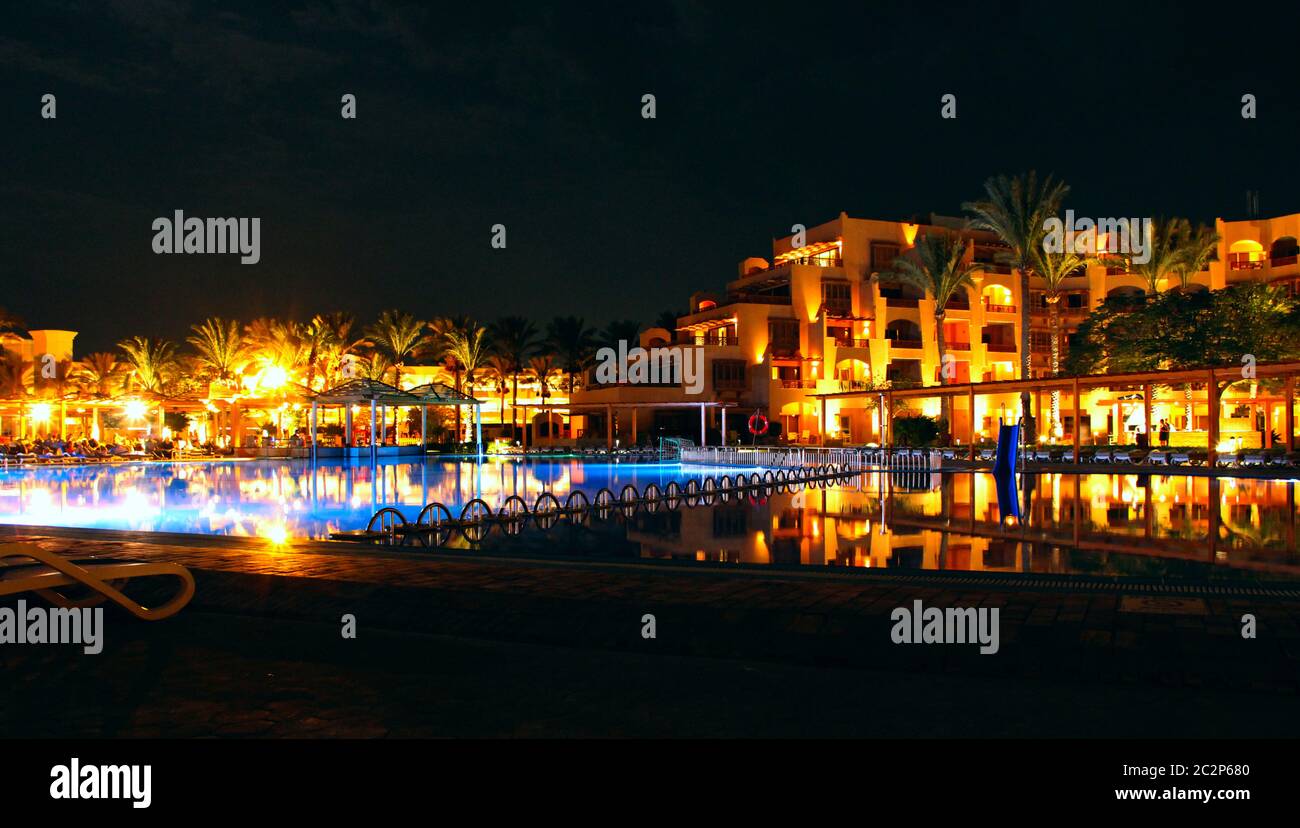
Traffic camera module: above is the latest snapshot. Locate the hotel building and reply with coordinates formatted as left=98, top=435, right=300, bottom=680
left=571, top=209, right=1300, bottom=450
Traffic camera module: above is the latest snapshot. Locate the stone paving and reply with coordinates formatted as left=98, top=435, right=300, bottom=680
left=2, top=528, right=1299, bottom=736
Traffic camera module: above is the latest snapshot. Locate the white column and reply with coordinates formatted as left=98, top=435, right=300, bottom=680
left=700, top=404, right=706, bottom=446
left=721, top=407, right=727, bottom=446
left=475, top=404, right=483, bottom=458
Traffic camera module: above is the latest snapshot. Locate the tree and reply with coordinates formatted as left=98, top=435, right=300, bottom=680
left=187, top=317, right=248, bottom=383
left=365, top=309, right=428, bottom=388
left=488, top=316, right=540, bottom=437
left=544, top=315, right=597, bottom=394
left=653, top=309, right=684, bottom=332
left=118, top=336, right=178, bottom=394
left=431, top=315, right=487, bottom=442
left=1128, top=217, right=1187, bottom=296
left=483, top=355, right=513, bottom=432
left=1029, top=245, right=1101, bottom=429
left=886, top=230, right=978, bottom=432
left=964, top=171, right=1069, bottom=442
left=314, top=312, right=364, bottom=387
left=600, top=319, right=641, bottom=348
left=71, top=352, right=126, bottom=398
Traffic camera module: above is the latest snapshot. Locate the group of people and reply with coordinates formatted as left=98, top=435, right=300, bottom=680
left=0, top=435, right=219, bottom=461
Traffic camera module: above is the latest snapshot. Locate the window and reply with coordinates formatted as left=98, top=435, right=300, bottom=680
left=712, top=360, right=747, bottom=390
left=871, top=242, right=900, bottom=270
left=822, top=281, right=851, bottom=311
left=768, top=319, right=799, bottom=352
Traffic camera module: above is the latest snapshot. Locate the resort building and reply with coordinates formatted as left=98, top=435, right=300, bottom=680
left=571, top=209, right=1300, bottom=453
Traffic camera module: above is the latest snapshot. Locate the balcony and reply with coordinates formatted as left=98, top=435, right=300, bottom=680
left=985, top=342, right=1017, bottom=353
left=679, top=335, right=738, bottom=347
left=833, top=337, right=872, bottom=349
left=1228, top=253, right=1265, bottom=271
left=984, top=302, right=1017, bottom=314
left=1272, top=255, right=1298, bottom=268
left=889, top=338, right=923, bottom=350
left=947, top=340, right=971, bottom=351
left=779, top=379, right=817, bottom=389
left=945, top=297, right=970, bottom=310
left=885, top=296, right=920, bottom=308
left=975, top=261, right=1013, bottom=275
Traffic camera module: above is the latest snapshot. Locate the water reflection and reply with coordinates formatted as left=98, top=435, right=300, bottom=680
left=0, top=458, right=754, bottom=540
left=498, top=471, right=1300, bottom=581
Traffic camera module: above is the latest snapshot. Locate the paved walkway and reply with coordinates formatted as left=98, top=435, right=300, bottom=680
left=3, top=528, right=1298, bottom=736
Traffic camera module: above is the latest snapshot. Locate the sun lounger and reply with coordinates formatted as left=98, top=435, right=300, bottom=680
left=1093, top=448, right=1112, bottom=463
left=1240, top=453, right=1266, bottom=467
left=0, top=543, right=194, bottom=620
left=1111, top=449, right=1132, bottom=463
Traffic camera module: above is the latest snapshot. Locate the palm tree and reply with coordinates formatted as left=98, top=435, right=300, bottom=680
left=298, top=315, right=339, bottom=392
left=488, top=316, right=540, bottom=437
left=431, top=315, right=486, bottom=442
left=1129, top=217, right=1187, bottom=297
left=887, top=231, right=979, bottom=430
left=118, top=336, right=178, bottom=394
left=483, top=355, right=513, bottom=432
left=653, top=309, right=684, bottom=332
left=71, top=352, right=125, bottom=398
left=245, top=317, right=306, bottom=383
left=1171, top=222, right=1221, bottom=427
left=544, top=316, right=597, bottom=394
left=1029, top=245, right=1102, bottom=429
left=354, top=352, right=393, bottom=382
left=315, top=312, right=364, bottom=387
left=964, top=172, right=1069, bottom=442
left=187, top=317, right=248, bottom=383
left=600, top=319, right=641, bottom=349
left=365, top=310, right=428, bottom=388
left=443, top=323, right=489, bottom=443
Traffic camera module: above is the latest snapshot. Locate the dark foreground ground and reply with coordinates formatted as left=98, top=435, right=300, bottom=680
left=3, top=528, right=1299, bottom=738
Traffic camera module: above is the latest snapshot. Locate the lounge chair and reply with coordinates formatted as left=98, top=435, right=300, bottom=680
left=1111, top=449, right=1132, bottom=464
left=1240, top=453, right=1266, bottom=467
left=1093, top=448, right=1112, bottom=463
left=0, top=543, right=195, bottom=620
left=1144, top=449, right=1169, bottom=465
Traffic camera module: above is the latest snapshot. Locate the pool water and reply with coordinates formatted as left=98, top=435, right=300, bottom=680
left=0, top=458, right=758, bottom=540
left=3, top=459, right=1297, bottom=581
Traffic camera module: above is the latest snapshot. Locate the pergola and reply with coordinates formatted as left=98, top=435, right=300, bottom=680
left=812, top=360, right=1300, bottom=466
left=308, top=379, right=484, bottom=460
left=516, top=400, right=740, bottom=449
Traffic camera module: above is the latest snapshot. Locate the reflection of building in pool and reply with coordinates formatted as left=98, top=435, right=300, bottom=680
left=623, top=474, right=1300, bottom=576
left=567, top=209, right=1300, bottom=452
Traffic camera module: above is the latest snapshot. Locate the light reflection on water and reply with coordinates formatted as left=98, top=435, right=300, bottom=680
left=2, top=460, right=1297, bottom=579
left=0, top=458, right=754, bottom=540
left=594, top=470, right=1300, bottom=580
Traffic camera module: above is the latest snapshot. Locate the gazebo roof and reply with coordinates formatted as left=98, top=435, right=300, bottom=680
left=310, top=378, right=481, bottom=406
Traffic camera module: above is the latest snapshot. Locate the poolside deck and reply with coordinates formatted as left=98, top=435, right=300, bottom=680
left=2, top=524, right=1298, bottom=737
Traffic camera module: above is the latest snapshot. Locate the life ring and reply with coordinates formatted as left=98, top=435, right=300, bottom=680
left=747, top=411, right=770, bottom=436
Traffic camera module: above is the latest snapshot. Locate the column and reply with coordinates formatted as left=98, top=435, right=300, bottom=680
left=699, top=403, right=706, bottom=446
left=310, top=401, right=318, bottom=461
left=475, top=404, right=483, bottom=458
left=1142, top=383, right=1151, bottom=447
left=1207, top=368, right=1219, bottom=466
left=606, top=404, right=613, bottom=449
left=1072, top=377, right=1082, bottom=464
left=345, top=405, right=353, bottom=448
left=721, top=407, right=727, bottom=446
left=631, top=408, right=638, bottom=445
left=1286, top=375, right=1295, bottom=452
left=968, top=385, right=976, bottom=461
left=370, top=398, right=377, bottom=461
left=421, top=405, right=427, bottom=451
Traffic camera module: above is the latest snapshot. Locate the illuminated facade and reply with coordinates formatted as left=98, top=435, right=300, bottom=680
left=579, top=210, right=1300, bottom=448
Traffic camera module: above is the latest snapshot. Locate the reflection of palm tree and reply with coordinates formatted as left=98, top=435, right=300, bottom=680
left=964, top=172, right=1068, bottom=442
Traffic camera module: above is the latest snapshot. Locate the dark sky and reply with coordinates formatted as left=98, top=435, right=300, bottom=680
left=2, top=0, right=1297, bottom=353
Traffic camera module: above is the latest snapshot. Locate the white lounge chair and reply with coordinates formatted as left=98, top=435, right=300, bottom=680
left=0, top=543, right=194, bottom=620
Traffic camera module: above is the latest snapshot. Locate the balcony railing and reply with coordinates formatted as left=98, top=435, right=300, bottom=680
left=984, top=302, right=1017, bottom=314
left=889, top=338, right=923, bottom=350
left=833, top=337, right=872, bottom=349
left=947, top=340, right=971, bottom=351
left=985, top=342, right=1017, bottom=353
left=975, top=262, right=1013, bottom=274
left=728, top=292, right=791, bottom=305
left=781, top=256, right=842, bottom=268
left=1272, top=254, right=1299, bottom=267
left=678, top=335, right=738, bottom=347
left=1228, top=253, right=1265, bottom=271
left=779, top=379, right=817, bottom=389
left=885, top=296, right=921, bottom=308
left=945, top=297, right=970, bottom=310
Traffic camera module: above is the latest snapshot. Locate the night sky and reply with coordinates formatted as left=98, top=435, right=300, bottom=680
left=2, top=0, right=1297, bottom=353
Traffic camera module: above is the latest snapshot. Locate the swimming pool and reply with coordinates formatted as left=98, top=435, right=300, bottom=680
left=0, top=457, right=758, bottom=540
